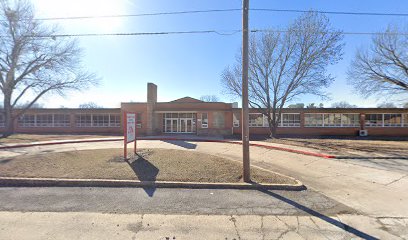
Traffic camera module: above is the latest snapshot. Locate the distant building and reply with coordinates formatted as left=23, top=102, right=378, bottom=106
left=1, top=83, right=408, bottom=137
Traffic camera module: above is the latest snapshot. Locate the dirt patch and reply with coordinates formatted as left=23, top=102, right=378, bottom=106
left=0, top=148, right=296, bottom=184
left=0, top=134, right=120, bottom=144
left=264, top=137, right=408, bottom=157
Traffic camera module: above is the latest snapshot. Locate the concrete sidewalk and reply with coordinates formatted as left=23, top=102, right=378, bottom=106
left=0, top=211, right=406, bottom=240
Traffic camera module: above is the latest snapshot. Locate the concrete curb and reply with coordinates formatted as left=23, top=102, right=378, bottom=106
left=0, top=137, right=336, bottom=159
left=0, top=177, right=306, bottom=191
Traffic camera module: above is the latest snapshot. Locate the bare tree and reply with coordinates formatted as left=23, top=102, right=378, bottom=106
left=0, top=0, right=98, bottom=136
left=15, top=101, right=43, bottom=108
left=331, top=101, right=358, bottom=108
left=287, top=103, right=304, bottom=108
left=199, top=95, right=220, bottom=102
left=377, top=102, right=397, bottom=108
left=348, top=24, right=408, bottom=98
left=221, top=12, right=343, bottom=137
left=79, top=102, right=101, bottom=109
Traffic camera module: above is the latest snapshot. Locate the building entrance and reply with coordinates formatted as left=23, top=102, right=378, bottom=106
left=163, top=113, right=195, bottom=133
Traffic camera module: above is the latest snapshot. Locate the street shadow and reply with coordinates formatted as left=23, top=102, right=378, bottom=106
left=257, top=188, right=379, bottom=240
left=0, top=159, right=12, bottom=165
left=126, top=154, right=159, bottom=197
left=162, top=140, right=197, bottom=149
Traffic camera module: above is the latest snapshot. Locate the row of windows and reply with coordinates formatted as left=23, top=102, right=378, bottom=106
left=75, top=114, right=121, bottom=127
left=18, top=114, right=71, bottom=127
left=17, top=114, right=122, bottom=128
left=304, top=114, right=360, bottom=127
left=247, top=113, right=301, bottom=127
left=365, top=113, right=408, bottom=127
left=235, top=113, right=408, bottom=128
left=163, top=113, right=195, bottom=119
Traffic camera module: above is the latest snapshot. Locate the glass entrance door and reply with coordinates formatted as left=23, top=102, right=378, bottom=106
left=171, top=119, right=178, bottom=133
left=163, top=113, right=196, bottom=133
left=180, top=119, right=187, bottom=132
left=186, top=119, right=193, bottom=132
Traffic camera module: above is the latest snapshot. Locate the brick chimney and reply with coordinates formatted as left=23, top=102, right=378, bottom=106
left=147, top=82, right=157, bottom=104
left=146, top=83, right=157, bottom=135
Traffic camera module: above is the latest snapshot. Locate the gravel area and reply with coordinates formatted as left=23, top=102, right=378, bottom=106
left=0, top=148, right=296, bottom=184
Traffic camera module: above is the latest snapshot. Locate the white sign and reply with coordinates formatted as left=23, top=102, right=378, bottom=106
left=126, top=113, right=136, bottom=143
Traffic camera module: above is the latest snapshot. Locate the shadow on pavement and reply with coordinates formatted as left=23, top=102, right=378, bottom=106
left=162, top=140, right=197, bottom=149
left=258, top=188, right=379, bottom=240
left=126, top=154, right=159, bottom=197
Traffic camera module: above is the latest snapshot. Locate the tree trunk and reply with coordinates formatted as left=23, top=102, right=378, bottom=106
left=268, top=121, right=278, bottom=139
left=3, top=93, right=14, bottom=137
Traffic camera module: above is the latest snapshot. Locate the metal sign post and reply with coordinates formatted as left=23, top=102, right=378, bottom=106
left=124, top=112, right=137, bottom=159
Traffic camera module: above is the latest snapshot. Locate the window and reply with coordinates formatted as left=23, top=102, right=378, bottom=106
left=212, top=112, right=225, bottom=128
left=54, top=114, right=70, bottom=127
left=76, top=114, right=92, bottom=127
left=109, top=114, right=121, bottom=127
left=324, top=114, right=342, bottom=127
left=201, top=113, right=208, bottom=128
left=404, top=114, right=408, bottom=127
left=0, top=114, right=5, bottom=127
left=136, top=113, right=142, bottom=128
left=76, top=114, right=120, bottom=127
left=233, top=112, right=239, bottom=127
left=365, top=114, right=383, bottom=127
left=305, top=113, right=360, bottom=127
left=36, top=114, right=53, bottom=127
left=384, top=114, right=402, bottom=127
left=341, top=114, right=360, bottom=127
left=305, top=114, right=323, bottom=127
left=281, top=114, right=300, bottom=127
left=18, top=114, right=36, bottom=127
left=249, top=113, right=264, bottom=127
left=92, top=115, right=109, bottom=127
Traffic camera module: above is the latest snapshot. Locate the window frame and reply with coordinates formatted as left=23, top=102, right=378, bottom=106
left=305, top=113, right=360, bottom=128
left=280, top=113, right=301, bottom=127
left=201, top=113, right=208, bottom=128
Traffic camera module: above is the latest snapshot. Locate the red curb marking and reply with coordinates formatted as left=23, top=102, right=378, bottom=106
left=0, top=137, right=336, bottom=159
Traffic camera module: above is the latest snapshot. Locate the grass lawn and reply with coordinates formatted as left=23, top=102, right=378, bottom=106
left=0, top=134, right=120, bottom=144
left=263, top=136, right=408, bottom=157
left=0, top=148, right=296, bottom=184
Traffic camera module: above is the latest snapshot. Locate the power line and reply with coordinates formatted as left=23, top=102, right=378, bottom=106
left=34, top=9, right=241, bottom=21
left=252, top=8, right=408, bottom=17
left=18, top=29, right=406, bottom=38
left=1, top=8, right=402, bottom=22
left=24, top=30, right=242, bottom=38
left=251, top=29, right=408, bottom=36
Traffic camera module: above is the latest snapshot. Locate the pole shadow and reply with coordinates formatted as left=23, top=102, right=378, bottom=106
left=257, top=188, right=379, bottom=240
left=162, top=140, right=197, bottom=149
left=126, top=154, right=159, bottom=197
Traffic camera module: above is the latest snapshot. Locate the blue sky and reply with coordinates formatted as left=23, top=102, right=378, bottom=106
left=30, top=0, right=408, bottom=108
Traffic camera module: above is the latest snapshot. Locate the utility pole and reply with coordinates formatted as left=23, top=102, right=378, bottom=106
left=242, top=0, right=250, bottom=182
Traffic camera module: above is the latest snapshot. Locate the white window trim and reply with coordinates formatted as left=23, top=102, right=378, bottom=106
left=201, top=113, right=208, bottom=128
left=248, top=113, right=265, bottom=128
left=304, top=113, right=360, bottom=128
left=280, top=113, right=301, bottom=127
left=366, top=113, right=404, bottom=128
left=76, top=114, right=121, bottom=128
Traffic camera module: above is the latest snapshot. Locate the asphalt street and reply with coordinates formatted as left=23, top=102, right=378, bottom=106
left=0, top=187, right=354, bottom=216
